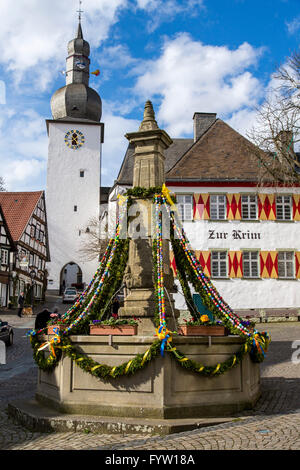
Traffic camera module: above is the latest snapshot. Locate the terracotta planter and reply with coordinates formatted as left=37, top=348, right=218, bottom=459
left=47, top=324, right=68, bottom=335
left=89, top=324, right=138, bottom=336
left=178, top=325, right=228, bottom=336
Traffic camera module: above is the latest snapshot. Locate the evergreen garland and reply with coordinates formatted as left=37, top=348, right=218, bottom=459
left=29, top=187, right=269, bottom=381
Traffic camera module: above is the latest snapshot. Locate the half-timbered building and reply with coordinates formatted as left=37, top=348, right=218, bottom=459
left=0, top=191, right=50, bottom=304
left=0, top=205, right=16, bottom=307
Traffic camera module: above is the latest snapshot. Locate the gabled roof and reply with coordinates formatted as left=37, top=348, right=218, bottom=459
left=116, top=138, right=194, bottom=186
left=0, top=191, right=43, bottom=242
left=0, top=204, right=16, bottom=250
left=166, top=119, right=262, bottom=182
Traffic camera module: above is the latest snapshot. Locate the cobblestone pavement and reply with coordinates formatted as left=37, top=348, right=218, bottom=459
left=0, top=307, right=300, bottom=450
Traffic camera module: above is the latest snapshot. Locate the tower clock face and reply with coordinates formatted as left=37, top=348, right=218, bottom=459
left=65, top=130, right=85, bottom=150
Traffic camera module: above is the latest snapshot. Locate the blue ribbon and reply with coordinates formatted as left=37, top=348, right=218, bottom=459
left=159, top=325, right=170, bottom=357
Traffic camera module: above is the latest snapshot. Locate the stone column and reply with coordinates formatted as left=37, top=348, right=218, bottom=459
left=119, top=101, right=179, bottom=335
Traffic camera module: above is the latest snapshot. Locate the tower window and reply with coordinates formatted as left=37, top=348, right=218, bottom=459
left=74, top=206, right=77, bottom=212
left=80, top=170, right=85, bottom=178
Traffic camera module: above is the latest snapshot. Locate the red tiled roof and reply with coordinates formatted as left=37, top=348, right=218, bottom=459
left=0, top=191, right=43, bottom=241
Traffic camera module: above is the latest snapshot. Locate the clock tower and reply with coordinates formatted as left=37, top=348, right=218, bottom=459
left=46, top=20, right=104, bottom=295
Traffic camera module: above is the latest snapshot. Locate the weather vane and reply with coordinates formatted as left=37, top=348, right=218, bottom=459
left=77, top=0, right=84, bottom=23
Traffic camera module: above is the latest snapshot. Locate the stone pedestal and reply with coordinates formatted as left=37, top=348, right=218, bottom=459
left=36, top=335, right=260, bottom=419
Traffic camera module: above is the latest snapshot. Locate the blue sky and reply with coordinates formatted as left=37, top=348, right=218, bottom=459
left=0, top=0, right=299, bottom=191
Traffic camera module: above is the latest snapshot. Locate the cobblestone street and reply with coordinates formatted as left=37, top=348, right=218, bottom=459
left=1, top=307, right=300, bottom=451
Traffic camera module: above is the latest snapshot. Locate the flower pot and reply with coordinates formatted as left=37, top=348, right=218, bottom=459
left=89, top=324, right=137, bottom=336
left=178, top=325, right=228, bottom=336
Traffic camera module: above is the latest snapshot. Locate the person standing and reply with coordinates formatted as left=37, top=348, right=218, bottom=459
left=17, top=292, right=25, bottom=317
left=35, top=308, right=51, bottom=331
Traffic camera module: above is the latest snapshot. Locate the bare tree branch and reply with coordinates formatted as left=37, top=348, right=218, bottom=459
left=77, top=215, right=109, bottom=262
left=246, top=50, right=300, bottom=187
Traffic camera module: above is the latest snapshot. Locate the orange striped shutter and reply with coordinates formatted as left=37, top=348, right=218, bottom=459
left=258, top=194, right=276, bottom=220
left=195, top=250, right=211, bottom=277
left=228, top=251, right=243, bottom=278
left=169, top=250, right=177, bottom=277
left=193, top=194, right=210, bottom=220
left=260, top=251, right=278, bottom=278
left=295, top=252, right=300, bottom=279
left=227, top=194, right=241, bottom=220
left=293, top=195, right=300, bottom=221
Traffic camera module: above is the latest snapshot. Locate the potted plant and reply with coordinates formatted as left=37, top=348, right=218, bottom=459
left=89, top=318, right=138, bottom=336
left=178, top=315, right=229, bottom=336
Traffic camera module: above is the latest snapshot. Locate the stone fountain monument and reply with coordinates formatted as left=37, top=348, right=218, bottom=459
left=9, top=102, right=261, bottom=435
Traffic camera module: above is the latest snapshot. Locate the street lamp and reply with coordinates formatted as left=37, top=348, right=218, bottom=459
left=29, top=269, right=36, bottom=311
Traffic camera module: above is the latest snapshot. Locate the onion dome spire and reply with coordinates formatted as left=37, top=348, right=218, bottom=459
left=50, top=20, right=102, bottom=122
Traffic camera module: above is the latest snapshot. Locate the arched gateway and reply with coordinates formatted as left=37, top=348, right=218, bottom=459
left=59, top=262, right=83, bottom=295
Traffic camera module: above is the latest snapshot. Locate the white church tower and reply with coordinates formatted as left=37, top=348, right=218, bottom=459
left=46, top=20, right=104, bottom=294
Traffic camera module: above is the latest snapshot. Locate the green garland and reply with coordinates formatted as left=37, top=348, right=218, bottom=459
left=30, top=188, right=269, bottom=380
left=170, top=224, right=270, bottom=363
left=167, top=338, right=253, bottom=376
left=31, top=331, right=253, bottom=378
left=125, top=186, right=162, bottom=199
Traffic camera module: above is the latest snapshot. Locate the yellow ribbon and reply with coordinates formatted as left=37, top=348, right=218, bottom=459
left=37, top=333, right=61, bottom=359
left=198, top=366, right=205, bottom=372
left=162, top=184, right=175, bottom=207
left=110, top=366, right=117, bottom=377
left=232, top=355, right=237, bottom=366
left=91, top=364, right=102, bottom=372
left=117, top=194, right=127, bottom=206
left=125, top=360, right=133, bottom=374
left=213, top=363, right=221, bottom=374
left=155, top=327, right=172, bottom=343
left=141, top=349, right=150, bottom=366
left=179, top=357, right=189, bottom=362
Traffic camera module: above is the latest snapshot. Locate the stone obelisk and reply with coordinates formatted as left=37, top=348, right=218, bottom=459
left=119, top=101, right=179, bottom=334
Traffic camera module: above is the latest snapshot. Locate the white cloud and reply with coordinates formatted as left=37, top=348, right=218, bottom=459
left=286, top=16, right=300, bottom=35
left=0, top=0, right=128, bottom=89
left=135, top=0, right=204, bottom=32
left=133, top=33, right=264, bottom=136
left=0, top=107, right=48, bottom=191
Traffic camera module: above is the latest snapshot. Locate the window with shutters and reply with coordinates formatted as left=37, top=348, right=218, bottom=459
left=176, top=195, right=193, bottom=221
left=276, top=195, right=292, bottom=220
left=278, top=251, right=294, bottom=278
left=211, top=251, right=227, bottom=278
left=241, top=195, right=257, bottom=220
left=210, top=194, right=226, bottom=220
left=243, top=251, right=259, bottom=278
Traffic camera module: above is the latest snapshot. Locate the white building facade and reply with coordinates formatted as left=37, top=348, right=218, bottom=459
left=169, top=184, right=300, bottom=315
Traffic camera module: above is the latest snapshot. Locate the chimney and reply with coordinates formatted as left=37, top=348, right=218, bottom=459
left=193, top=112, right=217, bottom=142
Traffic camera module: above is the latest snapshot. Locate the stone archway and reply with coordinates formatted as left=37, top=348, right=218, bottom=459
left=59, top=262, right=83, bottom=295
